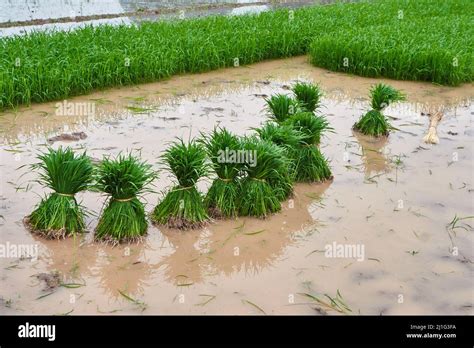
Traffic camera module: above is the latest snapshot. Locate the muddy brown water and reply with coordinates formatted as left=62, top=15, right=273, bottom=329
left=0, top=56, right=473, bottom=315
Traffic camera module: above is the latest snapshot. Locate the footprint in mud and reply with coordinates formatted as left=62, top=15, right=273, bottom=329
left=47, top=131, right=87, bottom=144
left=34, top=271, right=61, bottom=291
left=202, top=106, right=225, bottom=113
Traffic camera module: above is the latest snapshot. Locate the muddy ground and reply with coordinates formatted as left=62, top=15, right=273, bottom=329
left=0, top=56, right=473, bottom=315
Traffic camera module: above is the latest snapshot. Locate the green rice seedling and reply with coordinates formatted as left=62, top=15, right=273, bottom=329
left=200, top=127, right=243, bottom=218
left=94, top=153, right=156, bottom=244
left=254, top=122, right=306, bottom=199
left=265, top=94, right=300, bottom=123
left=284, top=112, right=331, bottom=146
left=26, top=147, right=93, bottom=239
left=353, top=83, right=405, bottom=137
left=1, top=0, right=472, bottom=109
left=284, top=112, right=332, bottom=182
left=238, top=137, right=286, bottom=217
left=151, top=139, right=209, bottom=229
left=309, top=12, right=473, bottom=86
left=292, top=82, right=323, bottom=113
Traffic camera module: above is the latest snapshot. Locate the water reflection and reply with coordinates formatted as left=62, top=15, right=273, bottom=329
left=352, top=130, right=390, bottom=176
left=156, top=181, right=331, bottom=283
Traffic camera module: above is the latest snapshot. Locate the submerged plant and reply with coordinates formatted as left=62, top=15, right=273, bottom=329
left=26, top=147, right=93, bottom=239
left=265, top=94, right=300, bottom=123
left=94, top=153, right=156, bottom=244
left=292, top=82, right=323, bottom=113
left=238, top=137, right=287, bottom=217
left=151, top=139, right=209, bottom=229
left=353, top=83, right=405, bottom=137
left=284, top=112, right=332, bottom=182
left=200, top=128, right=242, bottom=218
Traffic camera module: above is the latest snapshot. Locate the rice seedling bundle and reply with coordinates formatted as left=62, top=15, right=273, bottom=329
left=200, top=128, right=242, bottom=218
left=284, top=112, right=332, bottom=182
left=238, top=137, right=287, bottom=217
left=265, top=94, right=300, bottom=123
left=94, top=153, right=156, bottom=244
left=292, top=82, right=323, bottom=113
left=151, top=139, right=209, bottom=229
left=26, top=147, right=93, bottom=239
left=254, top=122, right=305, bottom=199
left=353, top=83, right=405, bottom=137
left=2, top=0, right=469, bottom=109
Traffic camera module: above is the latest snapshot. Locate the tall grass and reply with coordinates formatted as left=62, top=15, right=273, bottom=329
left=309, top=15, right=473, bottom=86
left=1, top=0, right=472, bottom=109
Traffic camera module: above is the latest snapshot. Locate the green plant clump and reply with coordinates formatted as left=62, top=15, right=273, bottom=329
left=353, top=83, right=405, bottom=137
left=292, top=82, right=323, bottom=113
left=265, top=94, right=300, bottom=123
left=254, top=122, right=305, bottom=199
left=238, top=137, right=288, bottom=217
left=26, top=147, right=93, bottom=239
left=309, top=14, right=473, bottom=86
left=94, top=153, right=156, bottom=244
left=151, top=139, right=209, bottom=229
left=200, top=127, right=243, bottom=218
left=284, top=112, right=332, bottom=182
left=1, top=0, right=471, bottom=109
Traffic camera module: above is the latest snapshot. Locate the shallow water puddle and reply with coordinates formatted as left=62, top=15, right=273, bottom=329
left=0, top=56, right=473, bottom=315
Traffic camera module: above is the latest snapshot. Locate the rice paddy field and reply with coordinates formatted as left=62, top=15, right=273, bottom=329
left=0, top=0, right=473, bottom=317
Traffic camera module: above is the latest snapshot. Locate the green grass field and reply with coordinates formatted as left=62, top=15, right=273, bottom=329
left=0, top=0, right=472, bottom=109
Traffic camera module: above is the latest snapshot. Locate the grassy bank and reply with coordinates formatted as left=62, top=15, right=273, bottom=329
left=1, top=0, right=472, bottom=109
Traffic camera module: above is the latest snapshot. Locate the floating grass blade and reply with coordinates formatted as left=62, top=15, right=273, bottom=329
left=26, top=147, right=93, bottom=239
left=94, top=153, right=156, bottom=244
left=292, top=82, right=323, bottom=113
left=151, top=139, right=209, bottom=229
left=200, top=128, right=242, bottom=218
left=353, top=83, right=405, bottom=137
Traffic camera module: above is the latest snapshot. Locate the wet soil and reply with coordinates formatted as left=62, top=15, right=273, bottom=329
left=0, top=56, right=473, bottom=315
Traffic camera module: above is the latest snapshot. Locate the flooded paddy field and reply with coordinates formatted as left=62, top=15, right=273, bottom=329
left=0, top=56, right=473, bottom=315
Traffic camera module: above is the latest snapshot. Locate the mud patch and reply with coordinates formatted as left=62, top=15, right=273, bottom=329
left=0, top=56, right=473, bottom=315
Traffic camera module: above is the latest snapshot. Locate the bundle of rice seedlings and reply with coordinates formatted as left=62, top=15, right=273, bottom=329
left=238, top=137, right=286, bottom=217
left=254, top=122, right=305, bottom=200
left=151, top=139, right=209, bottom=229
left=200, top=127, right=242, bottom=218
left=284, top=112, right=333, bottom=182
left=25, top=147, right=93, bottom=239
left=353, top=83, right=405, bottom=137
left=292, top=82, right=323, bottom=113
left=265, top=94, right=300, bottom=123
left=94, top=153, right=156, bottom=244
left=284, top=111, right=331, bottom=146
